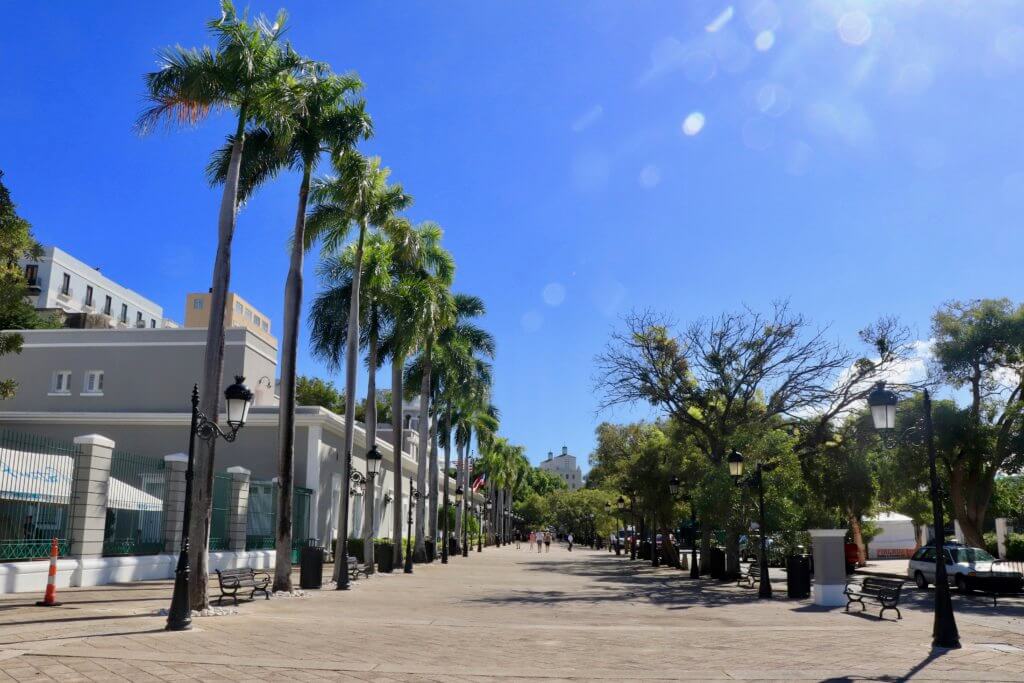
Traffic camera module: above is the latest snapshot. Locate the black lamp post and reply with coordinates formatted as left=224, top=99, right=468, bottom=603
left=362, top=446, right=382, bottom=575
left=458, top=486, right=469, bottom=558
left=455, top=485, right=464, bottom=557
left=404, top=478, right=420, bottom=574
left=674, top=481, right=700, bottom=580
left=868, top=382, right=960, bottom=649
left=728, top=449, right=775, bottom=599
left=628, top=495, right=638, bottom=560
left=616, top=496, right=626, bottom=556
left=167, top=377, right=253, bottom=632
left=504, top=506, right=510, bottom=546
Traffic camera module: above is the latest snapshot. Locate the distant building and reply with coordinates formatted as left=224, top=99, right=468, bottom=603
left=539, top=446, right=584, bottom=490
left=184, top=291, right=274, bottom=344
left=19, top=245, right=164, bottom=329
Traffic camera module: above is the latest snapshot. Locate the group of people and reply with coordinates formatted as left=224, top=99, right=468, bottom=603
left=514, top=530, right=554, bottom=552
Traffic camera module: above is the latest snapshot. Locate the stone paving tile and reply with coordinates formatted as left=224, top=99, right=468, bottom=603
left=0, top=547, right=1022, bottom=680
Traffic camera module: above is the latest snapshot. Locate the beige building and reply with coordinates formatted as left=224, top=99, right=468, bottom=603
left=184, top=291, right=274, bottom=344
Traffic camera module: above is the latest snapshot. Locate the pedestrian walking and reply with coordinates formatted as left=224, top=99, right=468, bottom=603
left=515, top=530, right=521, bottom=549
left=536, top=531, right=543, bottom=553
left=567, top=532, right=574, bottom=552
left=544, top=531, right=551, bottom=553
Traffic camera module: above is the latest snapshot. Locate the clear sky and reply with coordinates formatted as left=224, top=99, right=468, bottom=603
left=3, top=1, right=1024, bottom=471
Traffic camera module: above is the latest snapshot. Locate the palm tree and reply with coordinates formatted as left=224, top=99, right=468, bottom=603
left=451, top=400, right=499, bottom=545
left=139, top=1, right=302, bottom=610
left=407, top=294, right=494, bottom=550
left=378, top=222, right=452, bottom=566
left=404, top=241, right=456, bottom=562
left=309, top=231, right=399, bottom=574
left=306, top=153, right=411, bottom=584
left=212, top=70, right=372, bottom=591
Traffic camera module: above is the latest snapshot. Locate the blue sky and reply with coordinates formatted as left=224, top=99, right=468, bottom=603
left=3, top=1, right=1024, bottom=471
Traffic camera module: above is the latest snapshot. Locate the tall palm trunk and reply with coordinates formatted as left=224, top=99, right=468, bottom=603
left=273, top=162, right=312, bottom=593
left=363, top=321, right=378, bottom=573
left=332, top=219, right=367, bottom=583
left=454, top=441, right=465, bottom=547
left=442, top=408, right=452, bottom=556
left=189, top=114, right=246, bottom=610
left=414, top=337, right=432, bottom=560
left=496, top=488, right=505, bottom=544
left=428, top=408, right=439, bottom=545
left=391, top=353, right=404, bottom=565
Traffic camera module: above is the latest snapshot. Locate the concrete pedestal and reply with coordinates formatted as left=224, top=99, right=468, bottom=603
left=809, top=528, right=847, bottom=607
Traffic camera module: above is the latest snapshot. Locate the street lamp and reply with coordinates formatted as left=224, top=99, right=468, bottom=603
left=868, top=381, right=960, bottom=649
left=456, top=486, right=469, bottom=558
left=404, top=478, right=420, bottom=574
left=361, top=446, right=382, bottom=575
left=729, top=450, right=776, bottom=599
left=167, top=377, right=253, bottom=632
left=678, top=493, right=700, bottom=579
left=615, top=496, right=626, bottom=557
left=454, top=485, right=464, bottom=557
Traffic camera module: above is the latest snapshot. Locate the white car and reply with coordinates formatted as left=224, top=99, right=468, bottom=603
left=908, top=544, right=1021, bottom=591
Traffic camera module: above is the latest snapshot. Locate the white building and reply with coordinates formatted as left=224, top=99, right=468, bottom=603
left=20, top=245, right=164, bottom=329
left=539, top=446, right=584, bottom=490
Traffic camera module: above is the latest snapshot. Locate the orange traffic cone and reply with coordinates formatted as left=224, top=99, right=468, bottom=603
left=35, top=538, right=62, bottom=607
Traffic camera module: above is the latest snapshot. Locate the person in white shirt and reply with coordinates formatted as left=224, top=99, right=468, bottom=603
left=567, top=532, right=574, bottom=551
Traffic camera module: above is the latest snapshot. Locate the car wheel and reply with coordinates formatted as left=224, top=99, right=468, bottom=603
left=914, top=571, right=928, bottom=589
left=955, top=574, right=970, bottom=592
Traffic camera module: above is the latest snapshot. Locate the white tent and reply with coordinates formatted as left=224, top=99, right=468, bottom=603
left=866, top=511, right=918, bottom=559
left=0, top=449, right=162, bottom=512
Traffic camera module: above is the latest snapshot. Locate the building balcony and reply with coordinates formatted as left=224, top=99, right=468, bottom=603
left=25, top=276, right=41, bottom=294
left=57, top=287, right=74, bottom=301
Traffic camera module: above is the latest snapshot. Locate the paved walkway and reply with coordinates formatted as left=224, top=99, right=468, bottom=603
left=0, top=546, right=1022, bottom=681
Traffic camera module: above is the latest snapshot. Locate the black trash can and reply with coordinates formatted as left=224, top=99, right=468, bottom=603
left=709, top=547, right=726, bottom=579
left=786, top=554, right=811, bottom=599
left=299, top=543, right=324, bottom=589
left=377, top=543, right=394, bottom=573
left=425, top=539, right=436, bottom=563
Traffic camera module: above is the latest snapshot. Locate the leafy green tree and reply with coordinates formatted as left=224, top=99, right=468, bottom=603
left=0, top=171, right=53, bottom=398
left=928, top=298, right=1024, bottom=547
left=139, top=1, right=303, bottom=609
left=295, top=375, right=345, bottom=413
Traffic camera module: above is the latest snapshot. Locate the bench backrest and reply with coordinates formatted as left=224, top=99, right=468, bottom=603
left=218, top=568, right=256, bottom=580
left=862, top=577, right=903, bottom=596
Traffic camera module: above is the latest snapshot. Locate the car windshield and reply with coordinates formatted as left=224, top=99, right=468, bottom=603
left=951, top=547, right=994, bottom=563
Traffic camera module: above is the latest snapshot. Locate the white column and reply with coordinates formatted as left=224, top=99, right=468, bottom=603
left=226, top=466, right=251, bottom=552
left=304, top=426, right=322, bottom=543
left=809, top=529, right=848, bottom=607
left=162, top=453, right=188, bottom=553
left=995, top=518, right=1009, bottom=559
left=69, top=434, right=115, bottom=560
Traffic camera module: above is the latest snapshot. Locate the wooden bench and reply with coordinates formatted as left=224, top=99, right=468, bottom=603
left=215, top=568, right=271, bottom=605
left=844, top=577, right=903, bottom=619
left=738, top=562, right=761, bottom=588
left=347, top=555, right=370, bottom=581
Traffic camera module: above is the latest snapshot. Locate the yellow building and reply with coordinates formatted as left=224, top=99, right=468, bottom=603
left=183, top=291, right=275, bottom=344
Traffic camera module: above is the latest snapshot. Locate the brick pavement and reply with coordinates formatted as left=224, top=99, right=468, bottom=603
left=0, top=545, right=1022, bottom=681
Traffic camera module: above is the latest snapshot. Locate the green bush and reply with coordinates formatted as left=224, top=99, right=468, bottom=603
left=1007, top=533, right=1024, bottom=561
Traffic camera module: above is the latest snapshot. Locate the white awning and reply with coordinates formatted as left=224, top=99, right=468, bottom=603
left=0, top=448, right=163, bottom=511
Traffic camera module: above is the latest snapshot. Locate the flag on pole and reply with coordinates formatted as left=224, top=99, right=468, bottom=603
left=471, top=473, right=487, bottom=492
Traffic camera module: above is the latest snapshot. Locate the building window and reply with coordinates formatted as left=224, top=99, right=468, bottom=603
left=234, top=302, right=243, bottom=314
left=150, top=319, right=156, bottom=328
left=244, top=309, right=253, bottom=321
left=83, top=371, right=104, bottom=395
left=24, top=264, right=38, bottom=284
left=51, top=371, right=71, bottom=395
left=193, top=298, right=204, bottom=310
left=120, top=304, right=128, bottom=323
left=104, top=295, right=112, bottom=315
left=261, top=320, right=269, bottom=332
left=85, top=286, right=94, bottom=307
left=253, top=315, right=261, bottom=327
left=136, top=312, right=144, bottom=326
left=60, top=273, right=71, bottom=296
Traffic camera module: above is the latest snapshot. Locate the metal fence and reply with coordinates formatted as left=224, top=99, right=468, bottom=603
left=102, top=449, right=165, bottom=556
left=0, top=429, right=79, bottom=561
left=245, top=482, right=312, bottom=555
left=209, top=473, right=232, bottom=551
